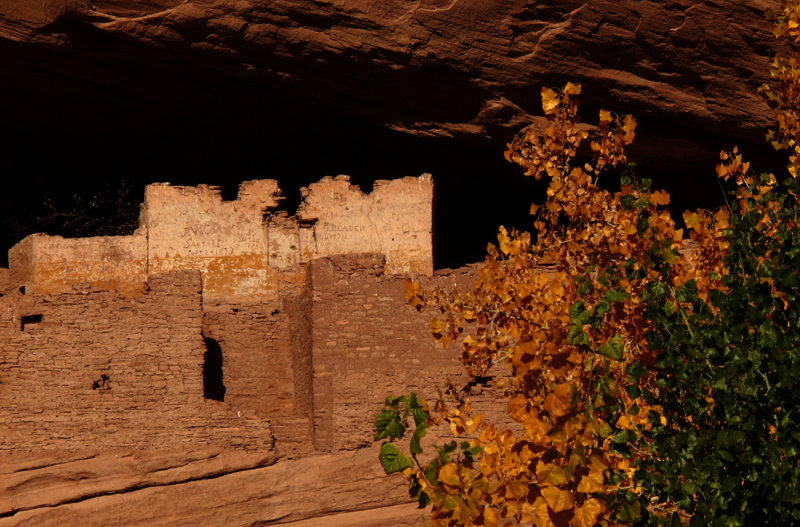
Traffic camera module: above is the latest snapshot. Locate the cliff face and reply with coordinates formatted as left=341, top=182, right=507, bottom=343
left=0, top=0, right=785, bottom=176
left=0, top=0, right=779, bottom=145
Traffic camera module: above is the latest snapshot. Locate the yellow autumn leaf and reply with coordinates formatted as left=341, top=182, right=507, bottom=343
left=543, top=383, right=576, bottom=419
left=776, top=291, right=790, bottom=310
left=482, top=505, right=499, bottom=527
left=598, top=109, right=612, bottom=124
left=498, top=226, right=510, bottom=255
left=589, top=455, right=608, bottom=473
left=564, top=82, right=582, bottom=95
left=547, top=178, right=564, bottom=197
left=683, top=211, right=701, bottom=230
left=650, top=189, right=671, bottom=206
left=438, top=462, right=461, bottom=488
left=541, top=485, right=574, bottom=513
left=714, top=208, right=730, bottom=229
left=508, top=394, right=530, bottom=422
left=536, top=461, right=568, bottom=486
left=571, top=498, right=605, bottom=527
left=576, top=468, right=605, bottom=493
left=622, top=114, right=637, bottom=143
left=541, top=87, right=560, bottom=114
left=615, top=414, right=636, bottom=431
left=533, top=496, right=557, bottom=527
left=523, top=415, right=551, bottom=443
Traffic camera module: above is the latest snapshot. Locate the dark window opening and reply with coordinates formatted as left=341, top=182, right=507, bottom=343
left=203, top=337, right=226, bottom=401
left=20, top=314, right=42, bottom=331
left=92, top=374, right=110, bottom=390
left=19, top=286, right=25, bottom=295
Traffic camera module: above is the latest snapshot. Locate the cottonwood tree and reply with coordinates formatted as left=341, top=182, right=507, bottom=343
left=375, top=2, right=800, bottom=525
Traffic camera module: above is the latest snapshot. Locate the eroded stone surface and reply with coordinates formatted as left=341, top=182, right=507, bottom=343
left=7, top=175, right=433, bottom=301
left=0, top=246, right=509, bottom=525
left=0, top=271, right=273, bottom=453
left=0, top=253, right=505, bottom=525
left=0, top=0, right=784, bottom=175
left=8, top=231, right=148, bottom=297
left=0, top=447, right=414, bottom=527
left=144, top=180, right=285, bottom=302
left=298, top=175, right=433, bottom=275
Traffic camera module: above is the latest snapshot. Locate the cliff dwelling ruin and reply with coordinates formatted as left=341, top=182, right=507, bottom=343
left=0, top=175, right=505, bottom=525
left=0, top=174, right=442, bottom=450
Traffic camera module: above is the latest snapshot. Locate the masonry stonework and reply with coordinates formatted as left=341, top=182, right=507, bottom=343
left=0, top=271, right=272, bottom=452
left=0, top=175, right=510, bottom=525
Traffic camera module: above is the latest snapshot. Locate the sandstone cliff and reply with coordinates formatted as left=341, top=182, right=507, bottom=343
left=0, top=0, right=780, bottom=149
left=0, top=0, right=787, bottom=269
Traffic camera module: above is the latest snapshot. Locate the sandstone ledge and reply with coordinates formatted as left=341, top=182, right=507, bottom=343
left=0, top=446, right=417, bottom=526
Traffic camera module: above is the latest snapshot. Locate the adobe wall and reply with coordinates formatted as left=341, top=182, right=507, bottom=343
left=0, top=271, right=273, bottom=453
left=8, top=231, right=147, bottom=296
left=143, top=180, right=292, bottom=303
left=297, top=175, right=433, bottom=275
left=8, top=175, right=433, bottom=303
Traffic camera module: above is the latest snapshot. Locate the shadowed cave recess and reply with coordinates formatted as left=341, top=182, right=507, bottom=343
left=0, top=29, right=773, bottom=270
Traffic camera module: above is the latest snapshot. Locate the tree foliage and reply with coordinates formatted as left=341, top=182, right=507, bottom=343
left=375, top=3, right=800, bottom=525
left=3, top=177, right=140, bottom=244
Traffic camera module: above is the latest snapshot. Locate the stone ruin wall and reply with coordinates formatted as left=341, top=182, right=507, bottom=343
left=0, top=174, right=483, bottom=458
left=0, top=271, right=273, bottom=453
left=0, top=253, right=516, bottom=458
left=6, top=174, right=433, bottom=303
left=305, top=255, right=517, bottom=453
left=0, top=172, right=522, bottom=525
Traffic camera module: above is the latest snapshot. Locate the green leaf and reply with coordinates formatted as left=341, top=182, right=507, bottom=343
left=676, top=279, right=698, bottom=303
left=440, top=494, right=461, bottom=512
left=424, top=462, right=438, bottom=486
left=620, top=194, right=637, bottom=210
left=636, top=211, right=650, bottom=236
left=379, top=443, right=413, bottom=474
left=615, top=499, right=641, bottom=521
left=410, top=422, right=428, bottom=455
left=466, top=445, right=482, bottom=456
left=598, top=422, right=613, bottom=438
left=594, top=299, right=611, bottom=317
left=605, top=287, right=629, bottom=304
left=576, top=276, right=593, bottom=296
left=373, top=409, right=406, bottom=441
left=408, top=472, right=432, bottom=508
left=569, top=300, right=587, bottom=320
left=643, top=282, right=668, bottom=302
left=598, top=335, right=624, bottom=360
left=568, top=324, right=590, bottom=347
left=407, top=392, right=428, bottom=426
